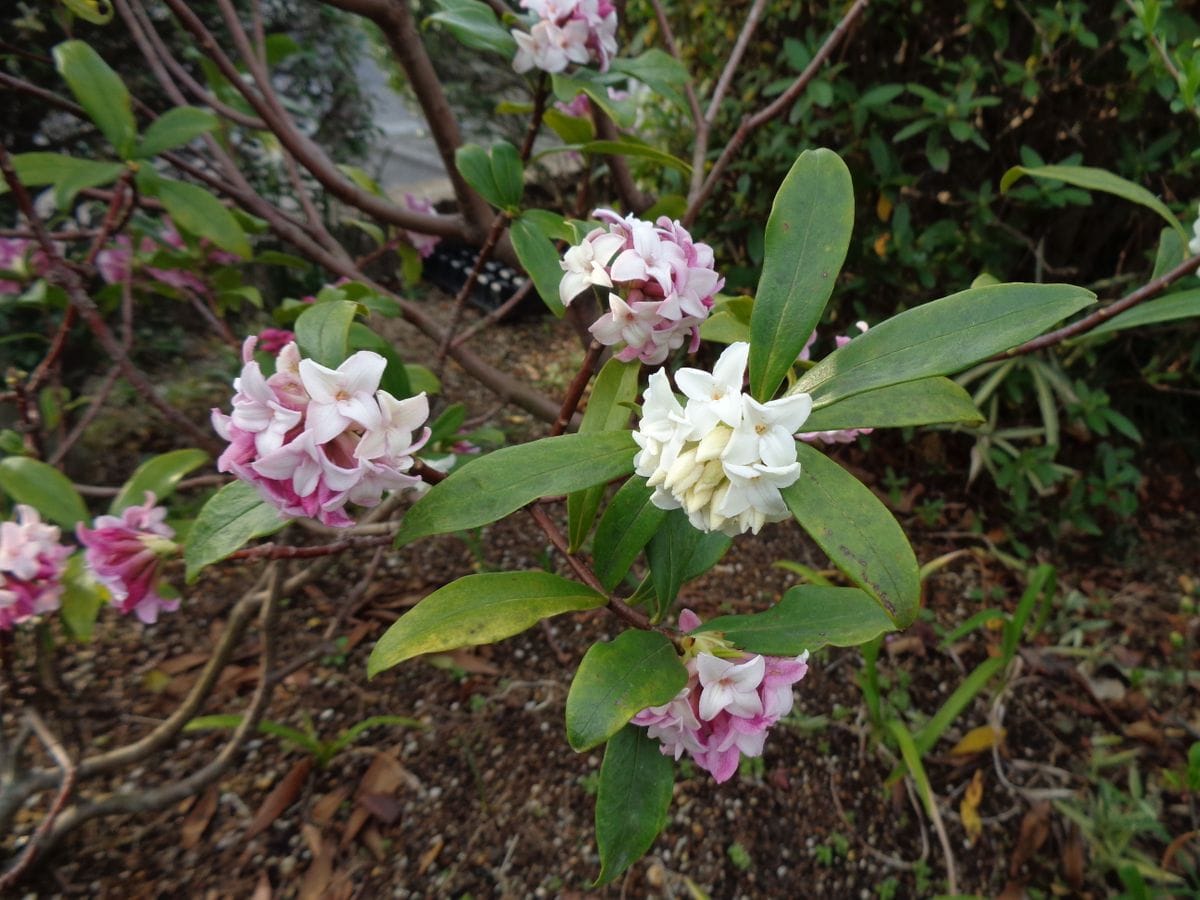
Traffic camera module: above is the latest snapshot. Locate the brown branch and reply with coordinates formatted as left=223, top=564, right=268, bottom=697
left=228, top=533, right=393, bottom=560
left=550, top=341, right=603, bottom=436
left=682, top=0, right=869, bottom=227
left=996, top=252, right=1200, bottom=358
left=648, top=0, right=705, bottom=199
left=436, top=211, right=512, bottom=370
left=450, top=279, right=535, bottom=348
left=47, top=365, right=121, bottom=467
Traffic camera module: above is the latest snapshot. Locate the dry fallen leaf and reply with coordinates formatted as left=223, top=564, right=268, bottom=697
left=960, top=769, right=984, bottom=845
left=299, top=825, right=334, bottom=900
left=310, top=786, right=350, bottom=828
left=245, top=758, right=313, bottom=840
left=250, top=872, right=272, bottom=900
left=950, top=724, right=1006, bottom=756
left=180, top=784, right=219, bottom=850
left=417, top=835, right=444, bottom=876
left=1009, top=801, right=1051, bottom=877
left=1062, top=824, right=1085, bottom=890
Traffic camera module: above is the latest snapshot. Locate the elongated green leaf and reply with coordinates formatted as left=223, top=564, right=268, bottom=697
left=1000, top=164, right=1187, bottom=240
left=912, top=656, right=1003, bottom=755
left=368, top=572, right=604, bottom=675
left=61, top=0, right=114, bottom=25
left=750, top=148, right=854, bottom=400
left=594, top=725, right=674, bottom=886
left=799, top=377, right=983, bottom=432
left=692, top=585, right=896, bottom=655
left=53, top=40, right=136, bottom=158
left=566, top=630, right=686, bottom=751
left=394, top=431, right=636, bottom=546
left=427, top=0, right=517, bottom=56
left=1085, top=288, right=1200, bottom=338
left=551, top=72, right=637, bottom=129
left=609, top=50, right=688, bottom=110
left=141, top=174, right=251, bottom=258
left=794, top=283, right=1096, bottom=407
left=295, top=299, right=358, bottom=368
left=111, top=449, right=209, bottom=514
left=455, top=143, right=522, bottom=211
left=184, top=481, right=285, bottom=581
left=489, top=140, right=524, bottom=210
left=567, top=359, right=640, bottom=551
left=1151, top=227, right=1185, bottom=281
left=783, top=444, right=919, bottom=626
left=510, top=212, right=567, bottom=317
left=593, top=477, right=668, bottom=592
left=646, top=509, right=703, bottom=622
left=135, top=106, right=218, bottom=158
left=541, top=140, right=692, bottom=174
left=0, top=457, right=88, bottom=529
left=0, top=153, right=125, bottom=210
left=59, top=553, right=107, bottom=641
left=887, top=720, right=938, bottom=818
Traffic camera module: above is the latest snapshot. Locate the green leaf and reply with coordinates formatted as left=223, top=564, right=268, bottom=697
left=135, top=106, right=218, bottom=158
left=59, top=553, right=107, bottom=641
left=61, top=0, right=115, bottom=25
left=794, top=283, right=1096, bottom=407
left=0, top=456, right=89, bottom=529
left=295, top=299, right=358, bottom=368
left=593, top=477, right=668, bottom=592
left=692, top=585, right=897, bottom=655
left=645, top=509, right=731, bottom=622
left=799, top=377, right=983, bottom=432
left=510, top=211, right=567, bottom=317
left=609, top=50, right=689, bottom=110
left=551, top=71, right=637, bottom=129
left=184, top=481, right=286, bottom=581
left=368, top=572, right=604, bottom=675
left=405, top=364, right=441, bottom=396
left=110, top=448, right=209, bottom=514
left=1085, top=288, right=1200, bottom=338
left=1151, top=227, right=1185, bottom=281
left=1000, top=164, right=1187, bottom=240
left=348, top=323, right=412, bottom=399
left=567, top=359, right=640, bottom=551
left=543, top=108, right=595, bottom=144
left=53, top=40, right=136, bottom=158
left=750, top=148, right=854, bottom=400
left=782, top=443, right=920, bottom=626
left=394, top=431, right=636, bottom=547
left=455, top=142, right=522, bottom=211
left=541, top=139, right=692, bottom=175
left=0, top=152, right=125, bottom=210
left=594, top=725, right=674, bottom=886
left=566, top=630, right=687, bottom=751
left=912, top=657, right=1003, bottom=755
left=426, top=0, right=517, bottom=56
left=139, top=173, right=251, bottom=259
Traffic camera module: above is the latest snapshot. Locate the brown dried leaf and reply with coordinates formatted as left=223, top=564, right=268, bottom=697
left=417, top=835, right=444, bottom=876
left=245, top=758, right=313, bottom=840
left=1062, top=825, right=1085, bottom=889
left=180, top=784, right=219, bottom=850
left=250, top=872, right=272, bottom=900
left=299, top=826, right=334, bottom=900
left=361, top=826, right=389, bottom=862
left=359, top=793, right=402, bottom=825
left=1124, top=719, right=1164, bottom=746
left=343, top=620, right=372, bottom=652
left=960, top=770, right=984, bottom=845
left=310, top=787, right=350, bottom=828
left=950, top=725, right=1006, bottom=757
left=355, top=752, right=407, bottom=799
left=445, top=649, right=500, bottom=675
left=340, top=806, right=370, bottom=849
left=1009, top=801, right=1051, bottom=877
left=158, top=652, right=212, bottom=676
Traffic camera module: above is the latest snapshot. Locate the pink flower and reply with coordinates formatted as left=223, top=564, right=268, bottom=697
left=212, top=336, right=429, bottom=527
left=403, top=194, right=442, bottom=259
left=512, top=0, right=617, bottom=74
left=631, top=609, right=810, bottom=783
left=561, top=210, right=723, bottom=365
left=258, top=328, right=296, bottom=355
left=1, top=238, right=32, bottom=295
left=77, top=495, right=179, bottom=624
left=0, top=505, right=71, bottom=631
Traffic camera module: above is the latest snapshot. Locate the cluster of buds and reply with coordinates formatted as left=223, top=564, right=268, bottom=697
left=560, top=209, right=723, bottom=365
left=512, top=0, right=618, bottom=75
left=212, top=336, right=430, bottom=527
left=796, top=320, right=873, bottom=445
left=0, top=506, right=70, bottom=631
left=77, top=495, right=180, bottom=624
left=632, top=610, right=809, bottom=782
left=633, top=342, right=812, bottom=535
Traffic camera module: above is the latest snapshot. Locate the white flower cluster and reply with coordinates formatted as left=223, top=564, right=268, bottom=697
left=512, top=0, right=617, bottom=75
left=633, top=342, right=813, bottom=535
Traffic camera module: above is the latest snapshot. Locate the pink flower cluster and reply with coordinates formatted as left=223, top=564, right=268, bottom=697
left=212, top=337, right=430, bottom=527
left=96, top=218, right=238, bottom=294
left=512, top=0, right=617, bottom=74
left=0, top=237, right=51, bottom=296
left=559, top=209, right=723, bottom=365
left=797, top=320, right=874, bottom=445
left=77, top=495, right=179, bottom=624
left=402, top=194, right=442, bottom=259
left=631, top=610, right=809, bottom=782
left=0, top=506, right=71, bottom=631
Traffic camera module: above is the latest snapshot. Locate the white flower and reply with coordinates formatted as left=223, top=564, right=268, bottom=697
left=559, top=230, right=623, bottom=306
left=298, top=351, right=386, bottom=444
left=1190, top=202, right=1200, bottom=256
left=251, top=430, right=361, bottom=498
left=696, top=653, right=765, bottom=721
left=355, top=390, right=430, bottom=462
left=724, top=393, right=813, bottom=467
left=512, top=19, right=590, bottom=74
left=674, top=341, right=749, bottom=433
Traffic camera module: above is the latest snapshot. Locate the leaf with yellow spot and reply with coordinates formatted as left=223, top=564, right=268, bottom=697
left=961, top=769, right=984, bottom=844
left=950, top=724, right=1006, bottom=756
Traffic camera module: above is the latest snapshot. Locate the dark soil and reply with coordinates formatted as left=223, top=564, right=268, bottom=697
left=4, top=293, right=1199, bottom=899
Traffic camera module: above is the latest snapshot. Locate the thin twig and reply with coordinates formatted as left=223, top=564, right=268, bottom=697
left=436, top=211, right=512, bottom=371
left=450, top=279, right=535, bottom=348
left=550, top=341, right=603, bottom=436
left=228, top=533, right=393, bottom=560
left=47, top=365, right=122, bottom=467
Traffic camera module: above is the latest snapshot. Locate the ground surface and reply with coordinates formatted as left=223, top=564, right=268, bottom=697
left=4, top=292, right=1200, bottom=899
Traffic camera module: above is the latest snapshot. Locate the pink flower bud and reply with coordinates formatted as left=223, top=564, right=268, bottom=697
left=77, top=494, right=179, bottom=624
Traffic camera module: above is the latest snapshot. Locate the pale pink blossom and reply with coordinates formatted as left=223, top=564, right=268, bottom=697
left=0, top=238, right=31, bottom=295
left=76, top=495, right=179, bottom=624
left=797, top=321, right=874, bottom=445
left=403, top=194, right=442, bottom=259
left=0, top=505, right=70, bottom=631
left=512, top=0, right=617, bottom=74
left=631, top=610, right=810, bottom=783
